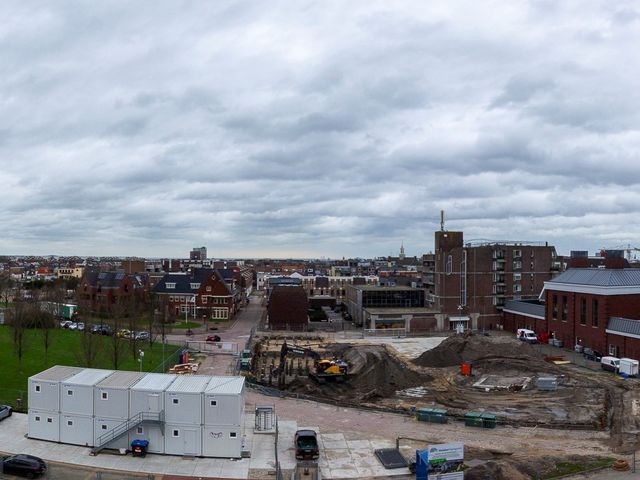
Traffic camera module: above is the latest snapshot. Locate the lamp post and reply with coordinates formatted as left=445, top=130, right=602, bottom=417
left=457, top=305, right=464, bottom=334
left=138, top=350, right=144, bottom=372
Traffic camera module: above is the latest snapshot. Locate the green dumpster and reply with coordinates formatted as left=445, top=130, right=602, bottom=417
left=416, top=408, right=432, bottom=422
left=429, top=408, right=448, bottom=424
left=464, top=412, right=483, bottom=428
left=481, top=413, right=497, bottom=429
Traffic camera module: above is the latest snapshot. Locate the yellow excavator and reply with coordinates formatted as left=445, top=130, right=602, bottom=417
left=278, top=342, right=348, bottom=384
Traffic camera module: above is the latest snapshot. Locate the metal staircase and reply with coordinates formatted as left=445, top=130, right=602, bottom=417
left=91, top=411, right=164, bottom=455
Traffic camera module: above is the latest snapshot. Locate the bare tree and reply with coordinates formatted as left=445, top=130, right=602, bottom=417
left=76, top=326, right=101, bottom=368
left=10, top=299, right=28, bottom=372
left=0, top=274, right=14, bottom=309
left=109, top=299, right=127, bottom=370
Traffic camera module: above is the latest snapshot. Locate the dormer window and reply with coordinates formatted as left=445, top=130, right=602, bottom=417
left=190, top=283, right=200, bottom=289
left=166, top=283, right=176, bottom=289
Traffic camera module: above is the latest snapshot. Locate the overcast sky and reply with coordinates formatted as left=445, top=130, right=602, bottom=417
left=2, top=1, right=640, bottom=259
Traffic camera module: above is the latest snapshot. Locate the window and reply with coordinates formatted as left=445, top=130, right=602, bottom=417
left=609, top=344, right=619, bottom=357
left=137, top=427, right=144, bottom=434
left=446, top=255, right=453, bottom=275
left=166, top=283, right=176, bottom=289
left=230, top=432, right=237, bottom=438
left=172, top=398, right=179, bottom=405
left=101, top=392, right=108, bottom=400
left=101, top=424, right=107, bottom=430
left=47, top=418, right=52, bottom=423
left=210, top=400, right=217, bottom=407
left=67, top=420, right=73, bottom=426
left=513, top=273, right=521, bottom=281
left=206, top=286, right=211, bottom=292
left=561, top=296, right=568, bottom=321
left=169, top=296, right=174, bottom=302
left=203, top=297, right=208, bottom=304
left=513, top=284, right=522, bottom=293
left=513, top=261, right=522, bottom=270
left=513, top=249, right=522, bottom=258
left=172, top=429, right=180, bottom=437
left=190, top=283, right=201, bottom=289
left=35, top=416, right=40, bottom=422
left=67, top=389, right=73, bottom=396
left=552, top=295, right=558, bottom=320
left=580, top=298, right=586, bottom=325
left=530, top=261, right=535, bottom=270
left=592, top=299, right=599, bottom=327
left=35, top=385, right=41, bottom=393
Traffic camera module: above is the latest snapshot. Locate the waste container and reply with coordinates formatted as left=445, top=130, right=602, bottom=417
left=464, top=412, right=483, bottom=428
left=131, top=439, right=149, bottom=457
left=481, top=413, right=497, bottom=429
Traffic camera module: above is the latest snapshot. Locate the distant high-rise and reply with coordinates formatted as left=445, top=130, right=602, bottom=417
left=190, top=246, right=207, bottom=261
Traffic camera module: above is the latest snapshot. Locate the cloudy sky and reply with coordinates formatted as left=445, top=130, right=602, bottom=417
left=2, top=1, right=640, bottom=259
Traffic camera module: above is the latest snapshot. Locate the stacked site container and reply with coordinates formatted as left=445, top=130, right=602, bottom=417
left=129, top=373, right=176, bottom=453
left=93, top=371, right=146, bottom=450
left=163, top=376, right=211, bottom=456
left=202, top=376, right=245, bottom=457
left=59, top=369, right=114, bottom=446
left=28, top=366, right=83, bottom=442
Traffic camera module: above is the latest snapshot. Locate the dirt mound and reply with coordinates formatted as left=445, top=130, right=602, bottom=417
left=465, top=461, right=533, bottom=480
left=412, top=333, right=538, bottom=368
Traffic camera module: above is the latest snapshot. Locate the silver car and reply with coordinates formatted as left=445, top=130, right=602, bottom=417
left=0, top=405, right=12, bottom=421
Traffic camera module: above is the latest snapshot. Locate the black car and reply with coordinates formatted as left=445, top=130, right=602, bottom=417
left=2, top=454, right=47, bottom=478
left=294, top=429, right=319, bottom=460
left=583, top=348, right=603, bottom=361
left=91, top=324, right=113, bottom=335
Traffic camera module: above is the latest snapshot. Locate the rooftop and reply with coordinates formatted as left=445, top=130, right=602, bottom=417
left=547, top=268, right=640, bottom=287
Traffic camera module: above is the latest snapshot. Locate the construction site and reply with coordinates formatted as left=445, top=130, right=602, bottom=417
left=248, top=330, right=640, bottom=479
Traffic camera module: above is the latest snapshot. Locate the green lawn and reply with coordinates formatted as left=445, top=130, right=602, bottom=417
left=171, top=321, right=201, bottom=329
left=0, top=325, right=181, bottom=394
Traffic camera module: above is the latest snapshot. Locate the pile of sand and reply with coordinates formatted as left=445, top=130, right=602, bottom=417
left=412, top=333, right=537, bottom=368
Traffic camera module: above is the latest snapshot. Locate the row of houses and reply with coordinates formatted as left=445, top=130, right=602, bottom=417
left=28, top=366, right=245, bottom=458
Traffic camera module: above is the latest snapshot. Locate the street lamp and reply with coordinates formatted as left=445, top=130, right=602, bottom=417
left=457, top=305, right=464, bottom=334
left=138, top=350, right=144, bottom=372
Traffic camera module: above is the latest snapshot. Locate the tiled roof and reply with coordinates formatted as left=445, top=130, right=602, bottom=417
left=547, top=269, right=640, bottom=287
left=154, top=268, right=218, bottom=294
left=503, top=300, right=545, bottom=318
left=607, top=317, right=640, bottom=337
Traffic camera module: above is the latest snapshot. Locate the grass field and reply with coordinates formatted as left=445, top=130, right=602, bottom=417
left=0, top=325, right=181, bottom=395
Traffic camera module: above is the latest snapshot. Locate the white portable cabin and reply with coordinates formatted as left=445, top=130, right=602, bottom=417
left=129, top=373, right=177, bottom=454
left=60, top=412, right=95, bottom=446
left=203, top=376, right=245, bottom=426
left=619, top=358, right=639, bottom=376
left=28, top=365, right=83, bottom=412
left=202, top=425, right=243, bottom=458
left=164, top=424, right=203, bottom=457
left=93, top=417, right=130, bottom=450
left=60, top=369, right=114, bottom=416
left=94, top=371, right=145, bottom=420
left=28, top=409, right=60, bottom=442
left=164, top=375, right=210, bottom=425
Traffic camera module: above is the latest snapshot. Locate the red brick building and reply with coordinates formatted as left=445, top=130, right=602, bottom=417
left=432, top=230, right=561, bottom=331
left=78, top=270, right=145, bottom=314
left=153, top=269, right=237, bottom=321
left=267, top=286, right=308, bottom=331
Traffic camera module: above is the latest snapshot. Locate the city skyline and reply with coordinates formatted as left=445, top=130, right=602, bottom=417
left=2, top=1, right=639, bottom=258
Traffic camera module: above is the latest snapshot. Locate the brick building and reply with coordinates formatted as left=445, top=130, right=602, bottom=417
left=267, top=285, right=308, bottom=331
left=153, top=269, right=236, bottom=321
left=78, top=271, right=145, bottom=314
left=432, top=230, right=561, bottom=331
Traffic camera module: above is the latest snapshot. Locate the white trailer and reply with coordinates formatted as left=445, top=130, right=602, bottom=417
left=164, top=376, right=210, bottom=425
left=619, top=358, right=639, bottom=377
left=164, top=424, right=203, bottom=457
left=28, top=366, right=83, bottom=412
left=61, top=369, right=114, bottom=416
left=94, top=371, right=145, bottom=420
left=60, top=413, right=94, bottom=446
left=28, top=410, right=60, bottom=442
left=203, top=376, right=245, bottom=426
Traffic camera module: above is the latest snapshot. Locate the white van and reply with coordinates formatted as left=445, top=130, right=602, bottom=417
left=516, top=329, right=538, bottom=343
left=619, top=358, right=639, bottom=377
left=600, top=356, right=620, bottom=372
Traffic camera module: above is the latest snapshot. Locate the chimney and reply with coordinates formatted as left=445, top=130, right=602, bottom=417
left=604, top=250, right=625, bottom=269
left=569, top=251, right=589, bottom=269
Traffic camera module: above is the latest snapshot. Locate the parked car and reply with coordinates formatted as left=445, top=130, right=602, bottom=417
left=0, top=405, right=12, bottom=421
left=68, top=322, right=78, bottom=330
left=601, top=356, right=620, bottom=372
left=1, top=454, right=47, bottom=478
left=91, top=324, right=113, bottom=336
left=294, top=429, right=319, bottom=460
left=116, top=328, right=132, bottom=339
left=135, top=331, right=150, bottom=341
left=583, top=348, right=603, bottom=362
left=206, top=335, right=221, bottom=343
left=76, top=322, right=85, bottom=332
left=59, top=320, right=72, bottom=329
